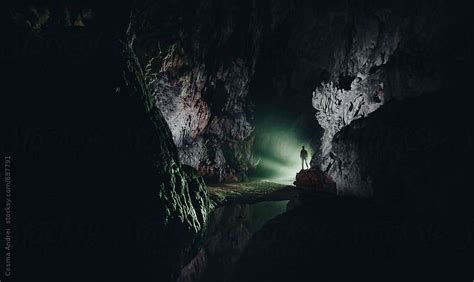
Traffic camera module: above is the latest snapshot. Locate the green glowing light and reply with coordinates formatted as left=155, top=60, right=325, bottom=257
left=252, top=116, right=313, bottom=180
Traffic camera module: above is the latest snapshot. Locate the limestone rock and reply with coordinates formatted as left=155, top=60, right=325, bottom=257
left=294, top=168, right=336, bottom=194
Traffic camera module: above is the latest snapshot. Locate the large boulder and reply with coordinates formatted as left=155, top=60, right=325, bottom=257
left=294, top=168, right=336, bottom=194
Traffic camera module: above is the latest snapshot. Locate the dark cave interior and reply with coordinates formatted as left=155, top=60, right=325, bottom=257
left=2, top=1, right=474, bottom=281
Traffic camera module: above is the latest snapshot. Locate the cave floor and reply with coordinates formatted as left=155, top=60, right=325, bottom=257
left=208, top=180, right=298, bottom=208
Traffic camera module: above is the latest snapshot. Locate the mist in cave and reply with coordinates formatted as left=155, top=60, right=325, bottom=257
left=252, top=118, right=311, bottom=181
left=249, top=112, right=314, bottom=182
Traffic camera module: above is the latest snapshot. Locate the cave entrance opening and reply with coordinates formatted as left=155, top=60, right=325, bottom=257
left=250, top=115, right=312, bottom=184
left=247, top=40, right=324, bottom=184
left=248, top=95, right=322, bottom=185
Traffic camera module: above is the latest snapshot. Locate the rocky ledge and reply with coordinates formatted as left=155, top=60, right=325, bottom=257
left=294, top=168, right=337, bottom=194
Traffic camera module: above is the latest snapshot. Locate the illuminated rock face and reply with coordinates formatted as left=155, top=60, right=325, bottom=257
left=128, top=1, right=261, bottom=183
left=312, top=78, right=383, bottom=162
left=307, top=1, right=470, bottom=197
left=305, top=4, right=409, bottom=189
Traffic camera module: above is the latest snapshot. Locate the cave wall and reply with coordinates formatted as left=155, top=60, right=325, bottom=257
left=14, top=0, right=469, bottom=204
left=247, top=0, right=450, bottom=164
left=307, top=0, right=474, bottom=201
left=238, top=0, right=472, bottom=201
left=4, top=4, right=210, bottom=280
left=4, top=1, right=474, bottom=281
left=126, top=0, right=473, bottom=208
left=128, top=0, right=263, bottom=183
left=124, top=0, right=402, bottom=183
left=307, top=0, right=448, bottom=193
left=214, top=0, right=473, bottom=208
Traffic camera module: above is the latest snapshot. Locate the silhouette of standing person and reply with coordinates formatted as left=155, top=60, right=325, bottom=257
left=300, top=146, right=309, bottom=170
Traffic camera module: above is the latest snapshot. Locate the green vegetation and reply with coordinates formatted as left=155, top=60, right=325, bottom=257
left=208, top=180, right=293, bottom=208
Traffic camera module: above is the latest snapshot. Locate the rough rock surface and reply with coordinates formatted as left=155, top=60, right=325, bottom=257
left=308, top=1, right=442, bottom=161
left=307, top=1, right=473, bottom=200
left=294, top=168, right=336, bottom=194
left=312, top=78, right=383, bottom=160
left=128, top=0, right=262, bottom=183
